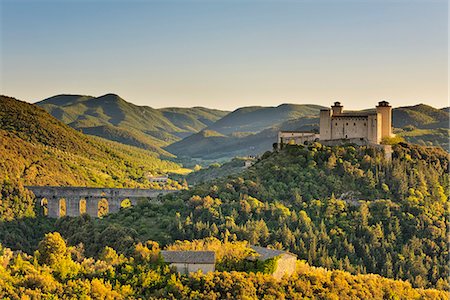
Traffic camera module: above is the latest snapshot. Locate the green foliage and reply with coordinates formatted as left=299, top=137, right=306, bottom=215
left=37, top=232, right=67, bottom=266
left=186, top=158, right=254, bottom=185
left=0, top=237, right=447, bottom=299
left=0, top=178, right=35, bottom=221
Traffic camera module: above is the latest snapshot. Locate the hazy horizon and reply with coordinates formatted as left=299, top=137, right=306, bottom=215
left=1, top=0, right=448, bottom=110
left=30, top=92, right=448, bottom=111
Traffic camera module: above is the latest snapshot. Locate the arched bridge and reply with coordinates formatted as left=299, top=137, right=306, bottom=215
left=26, top=186, right=178, bottom=218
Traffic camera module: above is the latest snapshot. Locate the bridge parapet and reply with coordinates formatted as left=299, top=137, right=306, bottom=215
left=26, top=186, right=178, bottom=218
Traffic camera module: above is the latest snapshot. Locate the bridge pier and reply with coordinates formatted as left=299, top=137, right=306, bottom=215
left=66, top=197, right=80, bottom=217
left=48, top=196, right=59, bottom=218
left=109, top=198, right=121, bottom=214
left=86, top=197, right=99, bottom=218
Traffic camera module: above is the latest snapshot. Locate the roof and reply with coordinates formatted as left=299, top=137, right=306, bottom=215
left=279, top=130, right=315, bottom=134
left=250, top=246, right=297, bottom=260
left=161, top=250, right=216, bottom=264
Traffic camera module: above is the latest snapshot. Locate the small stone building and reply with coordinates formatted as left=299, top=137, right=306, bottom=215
left=148, top=175, right=169, bottom=183
left=277, top=131, right=319, bottom=147
left=161, top=250, right=216, bottom=274
left=250, top=246, right=297, bottom=279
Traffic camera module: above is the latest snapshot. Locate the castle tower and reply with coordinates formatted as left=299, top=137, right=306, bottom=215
left=331, top=101, right=343, bottom=115
left=376, top=101, right=392, bottom=139
left=319, top=109, right=332, bottom=140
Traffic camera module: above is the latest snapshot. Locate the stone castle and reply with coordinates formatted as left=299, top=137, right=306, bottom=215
left=277, top=101, right=393, bottom=146
left=319, top=101, right=393, bottom=144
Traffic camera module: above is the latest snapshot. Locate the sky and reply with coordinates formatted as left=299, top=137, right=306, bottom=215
left=0, top=0, right=448, bottom=110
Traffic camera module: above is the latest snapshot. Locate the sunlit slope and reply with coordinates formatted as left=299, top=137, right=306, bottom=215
left=0, top=95, right=184, bottom=187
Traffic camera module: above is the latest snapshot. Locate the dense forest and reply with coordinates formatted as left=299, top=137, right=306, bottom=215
left=1, top=142, right=448, bottom=294
left=1, top=233, right=447, bottom=299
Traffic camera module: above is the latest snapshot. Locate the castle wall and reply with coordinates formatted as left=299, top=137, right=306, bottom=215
left=331, top=117, right=368, bottom=140
left=319, top=110, right=332, bottom=140
left=367, top=113, right=381, bottom=144
left=278, top=132, right=318, bottom=146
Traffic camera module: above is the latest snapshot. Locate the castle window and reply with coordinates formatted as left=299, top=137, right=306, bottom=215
left=364, top=123, right=366, bottom=126
left=335, top=123, right=337, bottom=126
left=353, top=123, right=356, bottom=126
left=346, top=123, right=348, bottom=126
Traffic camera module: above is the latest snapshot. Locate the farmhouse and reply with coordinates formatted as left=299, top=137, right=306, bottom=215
left=250, top=246, right=297, bottom=280
left=161, top=250, right=216, bottom=274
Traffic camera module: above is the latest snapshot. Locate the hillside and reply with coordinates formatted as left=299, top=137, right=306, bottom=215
left=37, top=94, right=229, bottom=151
left=2, top=142, right=448, bottom=291
left=0, top=95, right=188, bottom=220
left=185, top=158, right=251, bottom=185
left=166, top=107, right=320, bottom=159
left=393, top=104, right=449, bottom=149
left=393, top=104, right=449, bottom=129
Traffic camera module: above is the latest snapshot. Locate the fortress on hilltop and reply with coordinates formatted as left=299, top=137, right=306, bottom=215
left=277, top=101, right=393, bottom=147
left=319, top=101, right=393, bottom=145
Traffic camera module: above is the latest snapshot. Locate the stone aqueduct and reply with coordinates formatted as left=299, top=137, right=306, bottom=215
left=27, top=186, right=177, bottom=218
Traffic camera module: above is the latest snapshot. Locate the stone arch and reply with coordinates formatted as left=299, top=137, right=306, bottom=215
left=79, top=199, right=87, bottom=215
left=120, top=198, right=132, bottom=209
left=98, top=198, right=109, bottom=218
left=40, top=198, right=48, bottom=216
left=59, top=198, right=66, bottom=217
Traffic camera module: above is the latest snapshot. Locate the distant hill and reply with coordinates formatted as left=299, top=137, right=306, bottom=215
left=168, top=103, right=449, bottom=160
left=393, top=104, right=449, bottom=129
left=166, top=105, right=322, bottom=159
left=37, top=94, right=229, bottom=150
left=393, top=104, right=449, bottom=149
left=207, top=104, right=324, bottom=135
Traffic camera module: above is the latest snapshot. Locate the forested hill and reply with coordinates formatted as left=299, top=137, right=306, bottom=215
left=2, top=142, right=448, bottom=292
left=37, top=93, right=229, bottom=151
left=0, top=95, right=187, bottom=220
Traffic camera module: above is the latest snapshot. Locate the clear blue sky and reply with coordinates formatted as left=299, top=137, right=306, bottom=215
left=1, top=0, right=448, bottom=110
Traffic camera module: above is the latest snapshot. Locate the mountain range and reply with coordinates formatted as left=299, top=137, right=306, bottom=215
left=37, top=94, right=449, bottom=160
left=37, top=94, right=228, bottom=154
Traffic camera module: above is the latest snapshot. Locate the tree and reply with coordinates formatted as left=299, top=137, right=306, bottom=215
left=37, top=232, right=67, bottom=266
